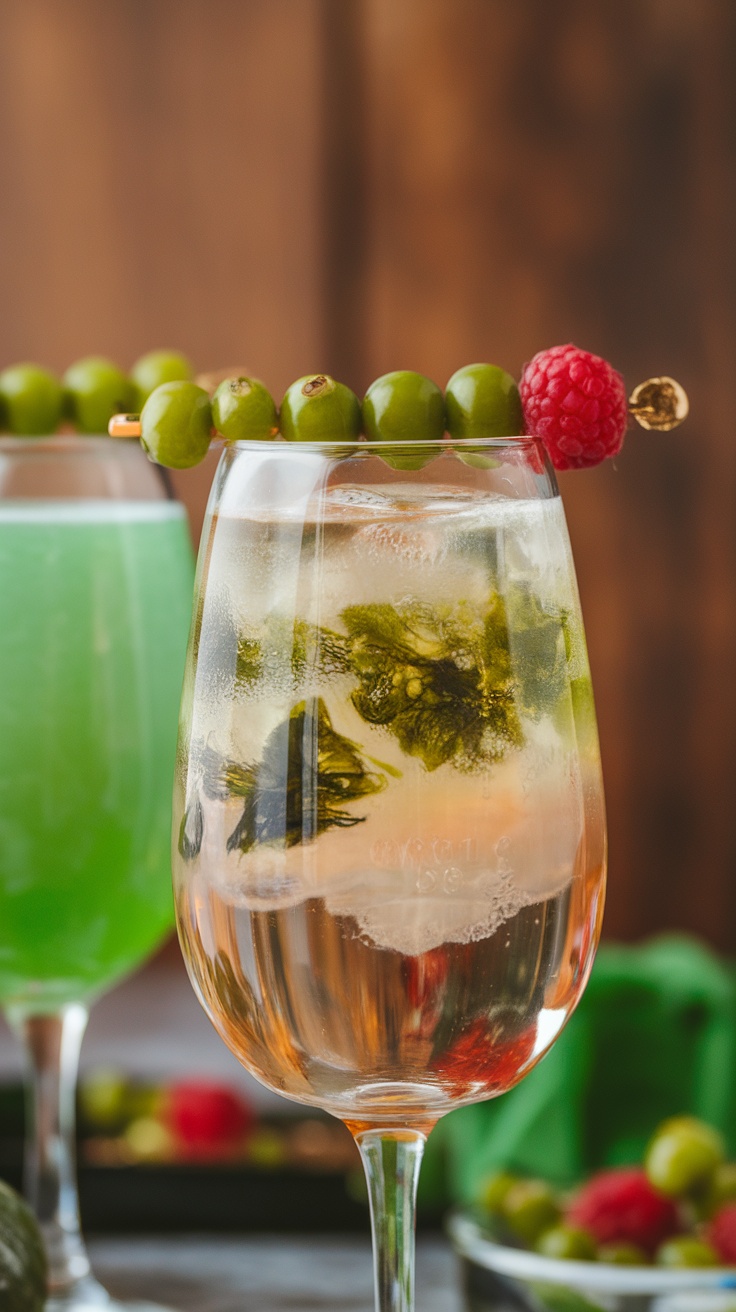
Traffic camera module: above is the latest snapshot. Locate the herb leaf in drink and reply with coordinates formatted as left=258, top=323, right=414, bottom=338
left=235, top=618, right=351, bottom=693
left=209, top=697, right=388, bottom=854
left=341, top=596, right=528, bottom=772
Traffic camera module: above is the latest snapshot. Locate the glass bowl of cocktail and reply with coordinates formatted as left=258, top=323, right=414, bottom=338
left=0, top=351, right=195, bottom=1312
left=110, top=350, right=686, bottom=1312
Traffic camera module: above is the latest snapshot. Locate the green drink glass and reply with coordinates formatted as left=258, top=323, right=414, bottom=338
left=0, top=435, right=194, bottom=1311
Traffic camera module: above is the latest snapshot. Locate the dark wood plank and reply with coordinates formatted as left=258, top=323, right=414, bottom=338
left=320, top=0, right=370, bottom=385
left=0, top=0, right=325, bottom=543
left=354, top=0, right=736, bottom=947
left=89, top=1236, right=460, bottom=1312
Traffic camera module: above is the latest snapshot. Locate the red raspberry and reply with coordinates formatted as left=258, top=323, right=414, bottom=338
left=567, top=1168, right=680, bottom=1255
left=706, top=1204, right=736, bottom=1263
left=432, top=1016, right=537, bottom=1097
left=520, top=343, right=628, bottom=470
left=166, top=1080, right=254, bottom=1158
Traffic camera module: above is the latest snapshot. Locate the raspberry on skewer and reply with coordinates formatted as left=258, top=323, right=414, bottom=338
left=519, top=343, right=689, bottom=471
left=519, top=344, right=628, bottom=471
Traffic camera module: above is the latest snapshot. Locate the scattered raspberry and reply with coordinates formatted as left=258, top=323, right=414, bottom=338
left=706, top=1204, right=736, bottom=1264
left=166, top=1080, right=253, bottom=1158
left=520, top=343, right=628, bottom=470
left=567, top=1168, right=680, bottom=1255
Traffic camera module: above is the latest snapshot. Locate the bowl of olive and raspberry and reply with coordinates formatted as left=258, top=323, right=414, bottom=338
left=449, top=1116, right=736, bottom=1312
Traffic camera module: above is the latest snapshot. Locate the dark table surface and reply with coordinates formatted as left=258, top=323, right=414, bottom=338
left=89, top=1235, right=463, bottom=1312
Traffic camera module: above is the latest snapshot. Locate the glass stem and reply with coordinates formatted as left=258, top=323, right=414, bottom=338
left=10, top=1005, right=91, bottom=1297
left=355, top=1129, right=426, bottom=1312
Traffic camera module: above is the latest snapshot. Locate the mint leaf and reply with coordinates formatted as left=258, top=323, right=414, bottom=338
left=504, top=588, right=567, bottom=718
left=235, top=618, right=350, bottom=693
left=178, top=796, right=204, bottom=860
left=341, top=598, right=523, bottom=772
left=235, top=635, right=263, bottom=689
left=213, top=697, right=388, bottom=854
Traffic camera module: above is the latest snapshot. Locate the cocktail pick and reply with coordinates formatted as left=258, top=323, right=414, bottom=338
left=108, top=367, right=691, bottom=453
left=108, top=414, right=142, bottom=438
left=628, top=377, right=689, bottom=431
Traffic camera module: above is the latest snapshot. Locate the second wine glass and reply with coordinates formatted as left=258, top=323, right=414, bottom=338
left=0, top=435, right=194, bottom=1312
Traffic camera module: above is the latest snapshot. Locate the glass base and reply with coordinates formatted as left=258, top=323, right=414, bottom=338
left=47, top=1275, right=176, bottom=1312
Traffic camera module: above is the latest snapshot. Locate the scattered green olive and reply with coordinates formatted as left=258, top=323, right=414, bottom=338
left=0, top=363, right=63, bottom=435
left=0, top=1179, right=47, bottom=1312
left=362, top=370, right=444, bottom=470
left=63, top=357, right=135, bottom=434
left=139, top=381, right=213, bottom=469
left=131, top=349, right=194, bottom=408
left=212, top=376, right=278, bottom=442
left=79, top=1069, right=128, bottom=1131
left=478, top=1171, right=518, bottom=1216
left=500, top=1179, right=561, bottom=1245
left=655, top=1236, right=719, bottom=1268
left=279, top=374, right=361, bottom=445
left=598, top=1243, right=648, bottom=1266
left=697, top=1161, right=736, bottom=1219
left=534, top=1225, right=597, bottom=1262
left=645, top=1116, right=726, bottom=1198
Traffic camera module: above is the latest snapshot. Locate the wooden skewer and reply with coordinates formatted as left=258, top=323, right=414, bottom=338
left=111, top=375, right=689, bottom=444
left=109, top=413, right=142, bottom=438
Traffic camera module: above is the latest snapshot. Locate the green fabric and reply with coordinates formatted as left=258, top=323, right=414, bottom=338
left=434, top=936, right=736, bottom=1202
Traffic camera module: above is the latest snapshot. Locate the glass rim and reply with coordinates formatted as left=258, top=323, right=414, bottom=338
left=227, top=434, right=543, bottom=455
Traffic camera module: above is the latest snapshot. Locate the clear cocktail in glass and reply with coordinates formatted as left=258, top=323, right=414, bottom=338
left=174, top=434, right=606, bottom=1311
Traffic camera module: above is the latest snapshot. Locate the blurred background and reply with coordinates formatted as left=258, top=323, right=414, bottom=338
left=0, top=0, right=735, bottom=1228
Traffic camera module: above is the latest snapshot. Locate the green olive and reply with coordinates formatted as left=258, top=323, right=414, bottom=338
left=534, top=1224, right=597, bottom=1261
left=697, top=1162, right=736, bottom=1219
left=478, top=1171, right=518, bottom=1216
left=362, top=370, right=444, bottom=470
left=500, top=1179, right=561, bottom=1245
left=598, top=1243, right=648, bottom=1266
left=139, top=382, right=212, bottom=469
left=212, top=376, right=278, bottom=442
left=655, top=1236, right=719, bottom=1268
left=446, top=363, right=522, bottom=438
left=279, top=374, right=361, bottom=445
left=0, top=363, right=63, bottom=435
left=446, top=363, right=522, bottom=469
left=131, top=349, right=194, bottom=408
left=63, top=357, right=135, bottom=434
left=645, top=1117, right=726, bottom=1197
left=0, top=1180, right=47, bottom=1312
left=79, top=1069, right=128, bottom=1130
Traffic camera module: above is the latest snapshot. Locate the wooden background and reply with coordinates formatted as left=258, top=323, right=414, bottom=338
left=1, top=0, right=735, bottom=950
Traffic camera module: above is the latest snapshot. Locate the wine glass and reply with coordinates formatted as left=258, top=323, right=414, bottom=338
left=173, top=434, right=606, bottom=1312
left=0, top=435, right=194, bottom=1311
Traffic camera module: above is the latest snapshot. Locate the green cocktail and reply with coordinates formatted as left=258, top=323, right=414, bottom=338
left=0, top=499, right=193, bottom=1010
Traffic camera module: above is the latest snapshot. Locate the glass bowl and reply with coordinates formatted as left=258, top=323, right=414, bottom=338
left=447, top=1209, right=736, bottom=1312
